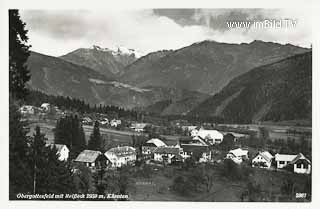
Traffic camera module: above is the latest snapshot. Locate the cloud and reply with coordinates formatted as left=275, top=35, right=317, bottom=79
left=20, top=9, right=311, bottom=56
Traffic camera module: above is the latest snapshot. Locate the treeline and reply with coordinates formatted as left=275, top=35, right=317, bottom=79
left=25, top=89, right=139, bottom=119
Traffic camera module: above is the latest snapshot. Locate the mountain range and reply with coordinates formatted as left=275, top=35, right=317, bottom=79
left=120, top=40, right=309, bottom=95
left=188, top=52, right=312, bottom=123
left=26, top=40, right=312, bottom=123
left=27, top=51, right=207, bottom=109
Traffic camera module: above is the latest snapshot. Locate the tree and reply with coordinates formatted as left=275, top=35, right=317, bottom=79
left=30, top=126, right=75, bottom=194
left=88, top=121, right=102, bottom=151
left=9, top=100, right=33, bottom=198
left=73, top=164, right=94, bottom=194
left=219, top=133, right=235, bottom=150
left=54, top=115, right=86, bottom=158
left=9, top=10, right=31, bottom=100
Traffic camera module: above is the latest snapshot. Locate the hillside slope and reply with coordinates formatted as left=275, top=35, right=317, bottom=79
left=188, top=52, right=312, bottom=123
left=120, top=40, right=310, bottom=95
left=27, top=51, right=206, bottom=109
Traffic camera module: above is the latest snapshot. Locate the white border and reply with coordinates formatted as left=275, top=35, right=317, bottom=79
left=0, top=1, right=319, bottom=209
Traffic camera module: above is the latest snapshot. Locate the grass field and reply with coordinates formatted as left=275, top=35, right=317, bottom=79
left=126, top=164, right=310, bottom=202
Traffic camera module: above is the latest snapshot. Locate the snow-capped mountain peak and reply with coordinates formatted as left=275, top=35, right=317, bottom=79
left=91, top=44, right=144, bottom=58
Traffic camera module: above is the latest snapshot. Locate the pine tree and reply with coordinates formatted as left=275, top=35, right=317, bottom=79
left=31, top=126, right=75, bottom=194
left=9, top=100, right=33, bottom=198
left=54, top=115, right=86, bottom=159
left=30, top=126, right=47, bottom=194
left=87, top=121, right=102, bottom=151
left=9, top=10, right=31, bottom=100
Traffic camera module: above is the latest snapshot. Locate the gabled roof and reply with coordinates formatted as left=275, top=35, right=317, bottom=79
left=145, top=138, right=167, bottom=147
left=131, top=123, right=148, bottom=129
left=228, top=148, right=248, bottom=157
left=256, top=151, right=273, bottom=162
left=275, top=153, right=297, bottom=162
left=75, top=150, right=102, bottom=163
left=197, top=129, right=223, bottom=139
left=45, top=143, right=68, bottom=153
left=154, top=147, right=180, bottom=155
left=105, top=146, right=136, bottom=157
left=290, top=153, right=311, bottom=164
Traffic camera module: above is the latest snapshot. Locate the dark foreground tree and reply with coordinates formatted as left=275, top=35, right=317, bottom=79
left=88, top=121, right=102, bottom=151
left=54, top=115, right=86, bottom=158
left=31, top=126, right=75, bottom=194
left=9, top=101, right=33, bottom=198
left=9, top=9, right=31, bottom=100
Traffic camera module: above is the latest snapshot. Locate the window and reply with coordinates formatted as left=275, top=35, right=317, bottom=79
left=279, top=161, right=285, bottom=164
left=297, top=163, right=302, bottom=168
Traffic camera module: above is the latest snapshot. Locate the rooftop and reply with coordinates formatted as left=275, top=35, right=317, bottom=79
left=74, top=150, right=102, bottom=163
left=106, top=146, right=136, bottom=157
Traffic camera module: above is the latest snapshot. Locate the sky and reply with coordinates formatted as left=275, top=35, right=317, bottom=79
left=20, top=9, right=312, bottom=57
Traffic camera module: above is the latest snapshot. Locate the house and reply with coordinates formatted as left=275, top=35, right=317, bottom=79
left=142, top=138, right=167, bottom=156
left=291, top=153, right=311, bottom=174
left=110, top=119, right=121, bottom=127
left=74, top=150, right=107, bottom=169
left=275, top=153, right=311, bottom=174
left=19, top=105, right=36, bottom=115
left=252, top=151, right=274, bottom=168
left=45, top=143, right=69, bottom=161
left=274, top=153, right=297, bottom=169
left=105, top=146, right=136, bottom=168
left=180, top=144, right=212, bottom=162
left=99, top=118, right=109, bottom=125
left=130, top=123, right=148, bottom=132
left=195, top=128, right=224, bottom=145
left=82, top=117, right=93, bottom=125
left=226, top=148, right=248, bottom=164
left=40, top=103, right=51, bottom=112
left=153, top=147, right=184, bottom=164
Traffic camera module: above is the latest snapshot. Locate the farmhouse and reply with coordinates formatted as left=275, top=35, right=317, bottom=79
left=45, top=143, right=69, bottom=161
left=110, top=119, right=121, bottom=127
left=19, top=105, right=36, bottom=115
left=74, top=150, right=107, bottom=169
left=275, top=153, right=311, bottom=174
left=252, top=151, right=274, bottom=168
left=291, top=153, right=311, bottom=174
left=105, top=146, right=136, bottom=168
left=130, top=123, right=148, bottom=132
left=226, top=148, right=248, bottom=164
left=180, top=144, right=212, bottom=162
left=274, top=153, right=297, bottom=169
left=142, top=138, right=167, bottom=156
left=153, top=147, right=184, bottom=164
left=194, top=128, right=224, bottom=145
left=40, top=103, right=51, bottom=112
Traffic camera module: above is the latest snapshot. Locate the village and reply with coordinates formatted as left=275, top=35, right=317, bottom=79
left=17, top=102, right=312, bottom=201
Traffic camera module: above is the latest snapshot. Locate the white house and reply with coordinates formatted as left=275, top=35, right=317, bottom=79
left=275, top=153, right=311, bottom=174
left=180, top=144, right=212, bottom=163
left=142, top=138, right=167, bottom=155
left=275, top=153, right=297, bottom=169
left=110, top=119, right=121, bottom=127
left=41, top=103, right=51, bottom=112
left=252, top=151, right=274, bottom=168
left=19, top=105, right=36, bottom=115
left=226, top=148, right=248, bottom=164
left=74, top=150, right=107, bottom=169
left=105, top=146, right=136, bottom=168
left=45, top=143, right=69, bottom=161
left=130, top=123, right=148, bottom=132
left=291, top=153, right=311, bottom=174
left=195, top=129, right=224, bottom=145
left=153, top=147, right=183, bottom=164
